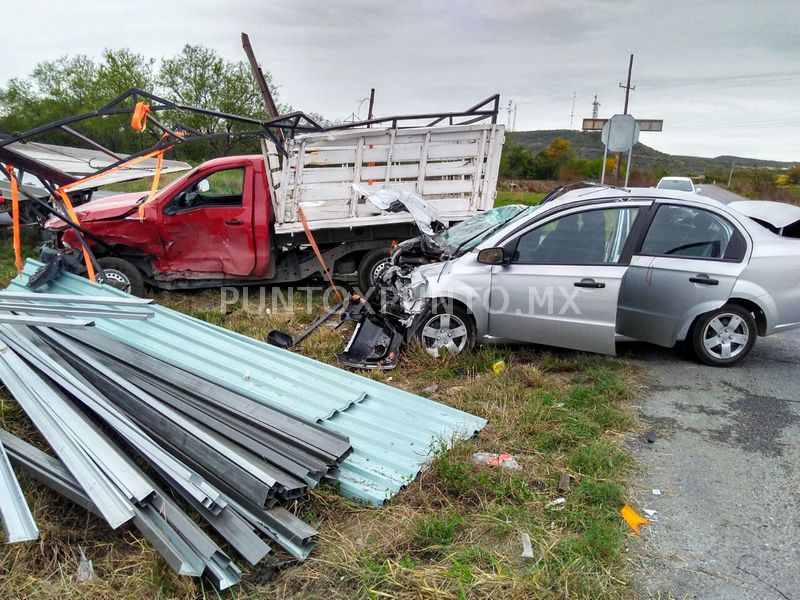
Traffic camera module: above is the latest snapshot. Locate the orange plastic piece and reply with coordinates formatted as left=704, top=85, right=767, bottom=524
left=131, top=101, right=151, bottom=132
left=620, top=504, right=650, bottom=536
left=485, top=453, right=513, bottom=466
left=5, top=165, right=23, bottom=272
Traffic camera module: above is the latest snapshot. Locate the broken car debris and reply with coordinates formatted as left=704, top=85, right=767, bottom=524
left=0, top=262, right=487, bottom=589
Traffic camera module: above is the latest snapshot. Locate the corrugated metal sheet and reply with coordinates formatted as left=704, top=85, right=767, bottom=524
left=9, top=263, right=487, bottom=505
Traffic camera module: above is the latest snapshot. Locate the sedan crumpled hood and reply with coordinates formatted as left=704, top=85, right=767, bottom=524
left=729, top=200, right=800, bottom=229
left=44, top=192, right=146, bottom=228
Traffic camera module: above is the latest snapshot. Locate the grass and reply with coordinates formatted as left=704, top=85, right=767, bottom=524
left=0, top=227, right=643, bottom=599
left=495, top=190, right=545, bottom=207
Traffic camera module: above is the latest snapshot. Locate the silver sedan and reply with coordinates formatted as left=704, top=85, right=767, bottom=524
left=394, top=185, right=800, bottom=366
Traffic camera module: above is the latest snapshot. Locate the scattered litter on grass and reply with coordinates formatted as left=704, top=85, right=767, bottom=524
left=75, top=547, right=95, bottom=583
left=643, top=509, right=658, bottom=518
left=520, top=531, right=535, bottom=559
left=652, top=488, right=662, bottom=496
left=472, top=452, right=520, bottom=470
left=557, top=471, right=571, bottom=493
left=490, top=359, right=506, bottom=374
left=546, top=497, right=566, bottom=509
left=620, top=504, right=650, bottom=535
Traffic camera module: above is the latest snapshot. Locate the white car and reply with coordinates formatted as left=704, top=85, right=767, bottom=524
left=656, top=176, right=700, bottom=194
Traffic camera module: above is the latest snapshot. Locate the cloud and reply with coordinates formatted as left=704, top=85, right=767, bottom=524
left=1, top=0, right=798, bottom=160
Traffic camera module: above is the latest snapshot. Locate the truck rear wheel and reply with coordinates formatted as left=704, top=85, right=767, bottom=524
left=357, top=246, right=392, bottom=291
left=96, top=257, right=145, bottom=297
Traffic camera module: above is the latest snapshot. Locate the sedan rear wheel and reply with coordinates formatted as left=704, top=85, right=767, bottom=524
left=417, top=307, right=474, bottom=358
left=691, top=304, right=756, bottom=366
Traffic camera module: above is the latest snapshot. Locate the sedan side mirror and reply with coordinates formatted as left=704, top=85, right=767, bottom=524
left=197, top=179, right=211, bottom=193
left=695, top=186, right=702, bottom=193
left=477, top=247, right=505, bottom=265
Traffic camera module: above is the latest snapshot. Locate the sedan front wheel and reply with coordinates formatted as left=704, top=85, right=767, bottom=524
left=691, top=304, right=756, bottom=366
left=417, top=306, right=474, bottom=358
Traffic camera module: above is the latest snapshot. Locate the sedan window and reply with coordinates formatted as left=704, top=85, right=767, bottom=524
left=513, top=207, right=640, bottom=264
left=640, top=205, right=734, bottom=259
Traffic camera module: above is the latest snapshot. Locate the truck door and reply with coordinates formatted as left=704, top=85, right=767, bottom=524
left=616, top=202, right=750, bottom=347
left=158, top=164, right=256, bottom=277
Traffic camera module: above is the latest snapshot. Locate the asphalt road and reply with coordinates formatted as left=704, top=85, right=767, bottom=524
left=625, top=331, right=800, bottom=599
left=697, top=184, right=750, bottom=205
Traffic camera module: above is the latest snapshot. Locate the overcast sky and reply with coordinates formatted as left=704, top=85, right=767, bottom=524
left=3, top=0, right=798, bottom=161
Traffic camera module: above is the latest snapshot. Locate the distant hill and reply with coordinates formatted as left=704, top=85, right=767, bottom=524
left=509, top=130, right=797, bottom=175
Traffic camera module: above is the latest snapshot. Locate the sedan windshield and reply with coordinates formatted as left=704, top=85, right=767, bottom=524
left=437, top=204, right=534, bottom=254
left=658, top=179, right=694, bottom=192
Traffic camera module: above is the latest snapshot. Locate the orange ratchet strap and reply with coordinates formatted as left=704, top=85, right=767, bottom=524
left=4, top=165, right=23, bottom=272
left=54, top=188, right=96, bottom=282
left=131, top=101, right=152, bottom=132
left=56, top=145, right=173, bottom=281
left=298, top=206, right=343, bottom=302
left=138, top=135, right=170, bottom=220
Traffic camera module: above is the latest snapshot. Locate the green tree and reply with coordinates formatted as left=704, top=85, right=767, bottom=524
left=532, top=138, right=575, bottom=179
left=499, top=142, right=536, bottom=178
left=0, top=45, right=287, bottom=163
left=158, top=45, right=272, bottom=159
left=0, top=50, right=156, bottom=152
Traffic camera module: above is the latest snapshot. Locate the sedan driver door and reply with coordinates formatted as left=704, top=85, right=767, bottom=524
left=487, top=203, right=648, bottom=354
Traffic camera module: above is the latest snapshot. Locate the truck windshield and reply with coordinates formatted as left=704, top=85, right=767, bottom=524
left=438, top=204, right=533, bottom=254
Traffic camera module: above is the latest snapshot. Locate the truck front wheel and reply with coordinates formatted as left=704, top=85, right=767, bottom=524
left=96, top=257, right=145, bottom=297
left=357, top=246, right=392, bottom=291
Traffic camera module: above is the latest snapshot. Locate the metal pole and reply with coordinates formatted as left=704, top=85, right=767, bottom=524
left=727, top=161, right=736, bottom=187
left=623, top=54, right=634, bottom=114
left=367, top=89, right=375, bottom=121
left=241, top=32, right=284, bottom=143
left=624, top=145, right=633, bottom=187
left=600, top=144, right=609, bottom=184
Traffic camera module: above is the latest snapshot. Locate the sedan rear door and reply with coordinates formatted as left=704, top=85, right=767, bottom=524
left=487, top=203, right=648, bottom=355
left=616, top=202, right=750, bottom=347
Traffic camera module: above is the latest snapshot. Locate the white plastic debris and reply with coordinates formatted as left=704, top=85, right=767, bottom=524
left=520, top=531, right=535, bottom=559
left=75, top=547, right=95, bottom=583
left=471, top=452, right=521, bottom=470
left=353, top=185, right=441, bottom=236
left=643, top=509, right=658, bottom=518
left=651, top=489, right=661, bottom=496
left=545, top=497, right=566, bottom=508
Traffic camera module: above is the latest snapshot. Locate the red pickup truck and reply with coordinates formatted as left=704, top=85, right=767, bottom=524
left=44, top=123, right=505, bottom=295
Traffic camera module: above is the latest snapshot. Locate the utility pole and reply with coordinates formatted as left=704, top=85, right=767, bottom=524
left=512, top=103, right=517, bottom=132
left=569, top=92, right=576, bottom=129
left=592, top=95, right=600, bottom=120
left=620, top=54, right=635, bottom=114
left=727, top=161, right=736, bottom=187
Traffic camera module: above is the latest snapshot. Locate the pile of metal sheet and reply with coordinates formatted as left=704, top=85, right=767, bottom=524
left=8, top=261, right=489, bottom=506
left=0, top=261, right=488, bottom=588
left=0, top=291, right=353, bottom=589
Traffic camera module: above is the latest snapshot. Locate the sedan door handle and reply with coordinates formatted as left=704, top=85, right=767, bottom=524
left=574, top=279, right=605, bottom=289
left=225, top=219, right=244, bottom=226
left=689, top=275, right=719, bottom=286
